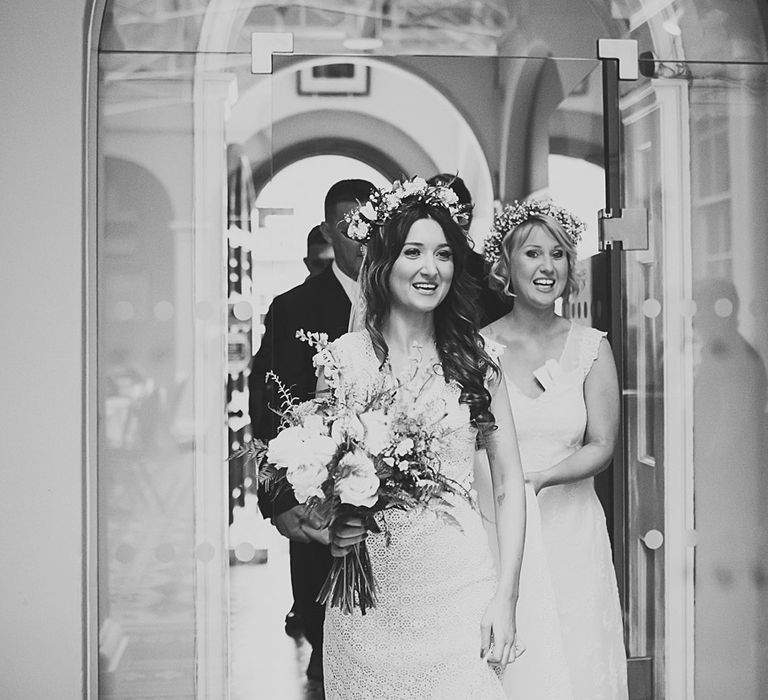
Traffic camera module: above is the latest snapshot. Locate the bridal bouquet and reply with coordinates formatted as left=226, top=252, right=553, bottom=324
left=234, top=330, right=469, bottom=614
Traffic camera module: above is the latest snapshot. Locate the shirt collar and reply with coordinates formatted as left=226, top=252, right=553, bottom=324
left=332, top=261, right=359, bottom=302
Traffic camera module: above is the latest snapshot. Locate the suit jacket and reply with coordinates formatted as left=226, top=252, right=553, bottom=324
left=249, top=265, right=352, bottom=519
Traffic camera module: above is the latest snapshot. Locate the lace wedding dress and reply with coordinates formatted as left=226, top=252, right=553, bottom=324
left=481, top=321, right=628, bottom=700
left=315, top=331, right=506, bottom=700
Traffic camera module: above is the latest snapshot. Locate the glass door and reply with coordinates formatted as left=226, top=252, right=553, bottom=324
left=678, top=60, right=768, bottom=700
left=94, top=4, right=768, bottom=698
left=584, top=57, right=768, bottom=700
left=96, top=43, right=276, bottom=699
left=234, top=50, right=608, bottom=700
left=96, top=33, right=611, bottom=697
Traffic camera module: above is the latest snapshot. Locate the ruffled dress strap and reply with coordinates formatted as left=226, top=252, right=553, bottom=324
left=482, top=336, right=505, bottom=364
left=480, top=335, right=506, bottom=388
left=576, top=324, right=607, bottom=380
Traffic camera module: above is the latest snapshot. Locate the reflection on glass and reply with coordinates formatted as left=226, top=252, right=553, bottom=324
left=98, top=53, right=206, bottom=698
left=689, top=63, right=768, bottom=700
left=693, top=279, right=768, bottom=698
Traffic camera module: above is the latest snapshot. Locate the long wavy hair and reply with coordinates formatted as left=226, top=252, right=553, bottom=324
left=488, top=216, right=583, bottom=304
left=361, top=199, right=499, bottom=433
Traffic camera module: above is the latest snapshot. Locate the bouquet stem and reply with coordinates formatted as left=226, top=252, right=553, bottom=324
left=317, top=541, right=378, bottom=615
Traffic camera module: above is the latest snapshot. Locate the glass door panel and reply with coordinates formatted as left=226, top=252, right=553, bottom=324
left=615, top=60, right=768, bottom=699
left=684, top=62, right=768, bottom=700
left=240, top=51, right=606, bottom=700
left=96, top=47, right=274, bottom=699
left=96, top=6, right=768, bottom=698
left=97, top=37, right=615, bottom=700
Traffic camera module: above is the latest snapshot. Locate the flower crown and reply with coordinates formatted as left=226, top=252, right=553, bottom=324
left=344, top=176, right=471, bottom=244
left=483, top=199, right=586, bottom=265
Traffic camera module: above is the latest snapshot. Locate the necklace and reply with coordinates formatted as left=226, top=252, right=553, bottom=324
left=386, top=340, right=441, bottom=383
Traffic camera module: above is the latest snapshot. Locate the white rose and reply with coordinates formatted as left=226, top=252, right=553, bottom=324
left=349, top=220, right=369, bottom=241
left=359, top=409, right=391, bottom=455
left=384, top=193, right=400, bottom=208
left=440, top=188, right=459, bottom=205
left=394, top=437, right=414, bottom=457
left=302, top=413, right=327, bottom=435
left=266, top=426, right=306, bottom=470
left=286, top=462, right=327, bottom=503
left=267, top=426, right=337, bottom=472
left=335, top=449, right=380, bottom=508
left=403, top=177, right=427, bottom=195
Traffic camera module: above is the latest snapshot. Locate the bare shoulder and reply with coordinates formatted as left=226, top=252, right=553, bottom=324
left=483, top=313, right=532, bottom=348
left=481, top=313, right=511, bottom=340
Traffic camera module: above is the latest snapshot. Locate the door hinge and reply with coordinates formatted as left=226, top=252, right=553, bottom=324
left=599, top=208, right=649, bottom=251
left=597, top=38, right=640, bottom=80
left=251, top=32, right=294, bottom=74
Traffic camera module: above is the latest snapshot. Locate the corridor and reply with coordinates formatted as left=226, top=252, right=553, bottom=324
left=230, top=494, right=324, bottom=700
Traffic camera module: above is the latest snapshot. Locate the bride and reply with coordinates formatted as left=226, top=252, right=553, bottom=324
left=314, top=178, right=526, bottom=699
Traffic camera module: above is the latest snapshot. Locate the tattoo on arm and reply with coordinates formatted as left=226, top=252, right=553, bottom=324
left=496, top=492, right=506, bottom=507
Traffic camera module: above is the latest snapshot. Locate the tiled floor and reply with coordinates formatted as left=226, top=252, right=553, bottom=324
left=229, top=496, right=325, bottom=700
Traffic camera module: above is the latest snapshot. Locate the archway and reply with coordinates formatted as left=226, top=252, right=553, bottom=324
left=228, top=55, right=495, bottom=242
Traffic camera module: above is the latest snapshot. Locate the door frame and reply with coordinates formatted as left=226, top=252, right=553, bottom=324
left=597, top=55, right=695, bottom=698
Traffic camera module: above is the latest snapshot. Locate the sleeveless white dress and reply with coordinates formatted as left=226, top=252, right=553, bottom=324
left=489, top=321, right=628, bottom=700
left=315, top=331, right=506, bottom=700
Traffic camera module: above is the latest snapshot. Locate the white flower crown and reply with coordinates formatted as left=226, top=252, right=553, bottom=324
left=344, top=176, right=471, bottom=243
left=483, top=199, right=586, bottom=265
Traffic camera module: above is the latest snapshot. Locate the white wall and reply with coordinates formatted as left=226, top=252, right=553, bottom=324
left=0, top=1, right=88, bottom=697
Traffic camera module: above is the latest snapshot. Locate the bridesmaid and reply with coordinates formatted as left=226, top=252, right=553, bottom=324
left=482, top=200, right=628, bottom=700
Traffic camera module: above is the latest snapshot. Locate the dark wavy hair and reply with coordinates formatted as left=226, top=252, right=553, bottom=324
left=488, top=216, right=583, bottom=304
left=361, top=199, right=499, bottom=433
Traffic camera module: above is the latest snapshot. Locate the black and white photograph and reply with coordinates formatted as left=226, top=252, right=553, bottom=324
left=2, top=2, right=768, bottom=699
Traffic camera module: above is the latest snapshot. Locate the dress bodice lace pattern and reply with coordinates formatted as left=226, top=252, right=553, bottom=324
left=315, top=331, right=506, bottom=700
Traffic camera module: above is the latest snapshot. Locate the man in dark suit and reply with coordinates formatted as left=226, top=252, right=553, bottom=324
left=427, top=173, right=511, bottom=325
left=248, top=178, right=376, bottom=683
left=303, top=224, right=334, bottom=279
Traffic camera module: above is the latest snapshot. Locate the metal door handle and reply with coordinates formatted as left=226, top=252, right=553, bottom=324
left=641, top=529, right=664, bottom=550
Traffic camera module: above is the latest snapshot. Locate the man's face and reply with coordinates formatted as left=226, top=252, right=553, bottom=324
left=322, top=199, right=365, bottom=280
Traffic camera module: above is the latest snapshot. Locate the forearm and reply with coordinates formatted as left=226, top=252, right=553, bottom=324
left=492, top=466, right=525, bottom=601
left=536, top=337, right=620, bottom=491
left=484, top=377, right=526, bottom=602
left=536, top=439, right=614, bottom=490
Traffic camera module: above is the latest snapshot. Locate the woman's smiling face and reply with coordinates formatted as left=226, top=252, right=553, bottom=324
left=509, top=223, right=568, bottom=307
left=388, top=218, right=454, bottom=315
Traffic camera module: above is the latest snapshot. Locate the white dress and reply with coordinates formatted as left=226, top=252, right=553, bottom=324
left=316, top=331, right=506, bottom=700
left=498, top=321, right=628, bottom=700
